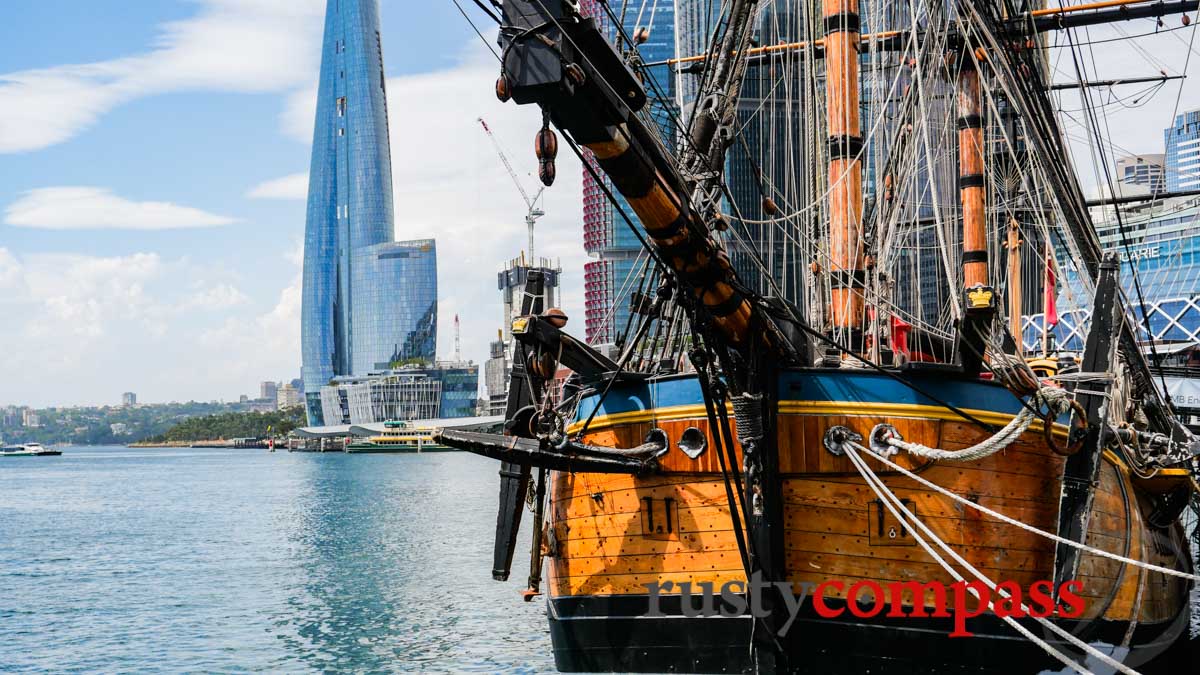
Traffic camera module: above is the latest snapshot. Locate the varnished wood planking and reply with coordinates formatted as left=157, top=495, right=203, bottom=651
left=546, top=409, right=1187, bottom=630
left=559, top=529, right=738, bottom=558
left=786, top=510, right=1056, bottom=554
left=548, top=568, right=746, bottom=596
left=555, top=503, right=738, bottom=540
left=553, top=549, right=744, bottom=578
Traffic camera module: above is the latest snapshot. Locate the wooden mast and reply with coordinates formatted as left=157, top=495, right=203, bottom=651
left=958, top=65, right=987, bottom=290
left=824, top=0, right=865, bottom=354
left=956, top=58, right=994, bottom=374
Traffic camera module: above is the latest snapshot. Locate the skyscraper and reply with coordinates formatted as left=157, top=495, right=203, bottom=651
left=1165, top=108, right=1200, bottom=191
left=579, top=0, right=677, bottom=345
left=1116, top=154, right=1166, bottom=195
left=485, top=256, right=561, bottom=414
left=302, top=0, right=437, bottom=424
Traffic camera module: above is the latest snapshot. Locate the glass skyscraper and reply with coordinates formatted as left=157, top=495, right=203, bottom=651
left=579, top=0, right=676, bottom=345
left=1165, top=108, right=1200, bottom=192
left=302, top=0, right=437, bottom=424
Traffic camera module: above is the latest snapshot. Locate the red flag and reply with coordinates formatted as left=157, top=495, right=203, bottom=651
left=1044, top=248, right=1058, bottom=328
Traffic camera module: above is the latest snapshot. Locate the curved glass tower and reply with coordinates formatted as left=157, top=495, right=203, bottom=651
left=302, top=0, right=436, bottom=424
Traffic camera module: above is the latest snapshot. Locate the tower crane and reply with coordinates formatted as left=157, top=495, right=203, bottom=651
left=478, top=117, right=545, bottom=261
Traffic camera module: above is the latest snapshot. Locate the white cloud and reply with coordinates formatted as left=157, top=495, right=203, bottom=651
left=282, top=84, right=318, bottom=143
left=5, top=187, right=236, bottom=230
left=197, top=275, right=301, bottom=382
left=0, top=0, right=324, bottom=153
left=0, top=248, right=24, bottom=293
left=185, top=283, right=250, bottom=310
left=0, top=251, right=169, bottom=383
left=0, top=248, right=295, bottom=406
left=247, top=172, right=309, bottom=200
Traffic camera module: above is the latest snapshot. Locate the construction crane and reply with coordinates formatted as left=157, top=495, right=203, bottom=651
left=478, top=117, right=545, bottom=261
left=454, top=314, right=462, bottom=363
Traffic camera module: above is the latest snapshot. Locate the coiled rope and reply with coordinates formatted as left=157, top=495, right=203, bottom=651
left=878, top=387, right=1080, bottom=461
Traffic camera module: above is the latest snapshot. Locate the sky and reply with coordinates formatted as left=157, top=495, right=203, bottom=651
left=0, top=0, right=586, bottom=407
left=0, top=2, right=1196, bottom=408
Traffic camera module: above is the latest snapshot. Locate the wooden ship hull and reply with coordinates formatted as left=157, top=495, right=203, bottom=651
left=544, top=370, right=1194, bottom=672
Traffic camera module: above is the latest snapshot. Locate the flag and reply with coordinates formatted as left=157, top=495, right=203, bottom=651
left=1044, top=247, right=1058, bottom=329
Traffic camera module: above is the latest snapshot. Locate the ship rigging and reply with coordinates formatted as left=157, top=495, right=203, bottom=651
left=442, top=0, right=1200, bottom=672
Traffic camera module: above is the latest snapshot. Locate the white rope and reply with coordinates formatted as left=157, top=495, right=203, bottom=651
left=846, top=446, right=1138, bottom=675
left=883, top=387, right=1072, bottom=462
left=843, top=446, right=1099, bottom=675
left=852, top=441, right=1200, bottom=582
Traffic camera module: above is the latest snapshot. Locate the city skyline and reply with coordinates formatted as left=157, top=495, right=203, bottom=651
left=0, top=2, right=1197, bottom=408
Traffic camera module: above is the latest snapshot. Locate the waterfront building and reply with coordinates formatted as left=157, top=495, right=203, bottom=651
left=318, top=363, right=479, bottom=425
left=1165, top=108, right=1200, bottom=191
left=1028, top=194, right=1200, bottom=352
left=430, top=363, right=480, bottom=418
left=259, top=381, right=278, bottom=402
left=277, top=383, right=304, bottom=410
left=21, top=409, right=40, bottom=428
left=301, top=0, right=439, bottom=425
left=484, top=256, right=561, bottom=415
left=579, top=0, right=676, bottom=344
left=121, top=392, right=137, bottom=407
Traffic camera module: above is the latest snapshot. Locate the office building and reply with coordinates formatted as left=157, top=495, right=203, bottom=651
left=1116, top=154, right=1166, bottom=195
left=260, top=381, right=278, bottom=402
left=318, top=363, right=479, bottom=425
left=277, top=383, right=304, bottom=410
left=1165, top=108, right=1200, bottom=191
left=579, top=0, right=677, bottom=344
left=1029, top=194, right=1200, bottom=350
left=301, top=0, right=438, bottom=424
left=484, top=257, right=561, bottom=415
left=121, top=392, right=137, bottom=407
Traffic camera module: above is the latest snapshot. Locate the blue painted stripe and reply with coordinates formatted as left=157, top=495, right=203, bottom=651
left=573, top=369, right=1027, bottom=422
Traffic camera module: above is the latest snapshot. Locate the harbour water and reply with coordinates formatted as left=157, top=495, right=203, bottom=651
left=0, top=447, right=552, bottom=672
left=1, top=447, right=1196, bottom=672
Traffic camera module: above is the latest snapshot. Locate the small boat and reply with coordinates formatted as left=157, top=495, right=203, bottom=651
left=345, top=421, right=452, bottom=453
left=0, top=443, right=62, bottom=457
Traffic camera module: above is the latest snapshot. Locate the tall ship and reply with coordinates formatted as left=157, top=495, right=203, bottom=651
left=439, top=0, right=1200, bottom=672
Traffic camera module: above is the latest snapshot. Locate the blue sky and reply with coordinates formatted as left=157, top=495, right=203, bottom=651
left=0, top=0, right=587, bottom=407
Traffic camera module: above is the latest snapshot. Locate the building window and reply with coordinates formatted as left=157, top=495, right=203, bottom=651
left=336, top=97, right=346, bottom=117
left=338, top=128, right=345, bottom=136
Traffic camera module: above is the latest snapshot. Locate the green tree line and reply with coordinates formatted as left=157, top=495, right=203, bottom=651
left=141, top=406, right=306, bottom=443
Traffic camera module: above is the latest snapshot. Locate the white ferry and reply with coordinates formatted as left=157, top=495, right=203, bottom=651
left=0, top=443, right=62, bottom=457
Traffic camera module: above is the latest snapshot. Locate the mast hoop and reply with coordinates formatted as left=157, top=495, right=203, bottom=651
left=823, top=12, right=861, bottom=35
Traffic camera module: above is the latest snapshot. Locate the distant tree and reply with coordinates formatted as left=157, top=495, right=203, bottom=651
left=139, top=407, right=306, bottom=443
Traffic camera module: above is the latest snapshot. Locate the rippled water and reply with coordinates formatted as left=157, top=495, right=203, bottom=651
left=0, top=447, right=552, bottom=672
